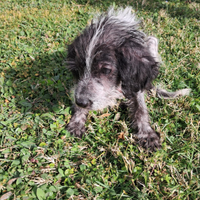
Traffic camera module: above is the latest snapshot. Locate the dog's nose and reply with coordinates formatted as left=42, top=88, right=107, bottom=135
left=76, top=98, right=91, bottom=108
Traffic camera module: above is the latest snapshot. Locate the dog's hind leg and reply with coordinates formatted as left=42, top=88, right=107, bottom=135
left=66, top=105, right=88, bottom=138
left=128, top=91, right=161, bottom=151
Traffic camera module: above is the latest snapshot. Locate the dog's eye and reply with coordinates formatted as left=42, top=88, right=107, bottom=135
left=101, top=67, right=111, bottom=75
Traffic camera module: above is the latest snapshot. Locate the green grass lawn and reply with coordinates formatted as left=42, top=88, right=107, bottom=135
left=0, top=0, right=199, bottom=199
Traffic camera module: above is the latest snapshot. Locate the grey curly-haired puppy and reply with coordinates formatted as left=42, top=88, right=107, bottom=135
left=66, top=7, right=190, bottom=151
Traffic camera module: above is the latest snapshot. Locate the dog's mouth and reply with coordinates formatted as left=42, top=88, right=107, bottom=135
left=75, top=97, right=92, bottom=109
left=74, top=84, right=124, bottom=111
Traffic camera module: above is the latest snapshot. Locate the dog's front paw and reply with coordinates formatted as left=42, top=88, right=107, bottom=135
left=137, top=129, right=161, bottom=151
left=66, top=121, right=85, bottom=138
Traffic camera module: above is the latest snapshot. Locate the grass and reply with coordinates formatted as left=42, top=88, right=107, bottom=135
left=0, top=0, right=199, bottom=199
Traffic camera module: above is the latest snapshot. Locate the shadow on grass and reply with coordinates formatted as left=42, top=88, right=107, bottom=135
left=2, top=50, right=73, bottom=114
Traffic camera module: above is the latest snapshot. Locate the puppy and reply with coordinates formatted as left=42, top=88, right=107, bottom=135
left=66, top=7, right=190, bottom=151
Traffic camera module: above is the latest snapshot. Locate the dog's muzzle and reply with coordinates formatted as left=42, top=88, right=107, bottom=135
left=75, top=79, right=93, bottom=108
left=75, top=97, right=92, bottom=108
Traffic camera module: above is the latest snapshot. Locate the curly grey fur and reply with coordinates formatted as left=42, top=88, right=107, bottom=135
left=66, top=7, right=190, bottom=151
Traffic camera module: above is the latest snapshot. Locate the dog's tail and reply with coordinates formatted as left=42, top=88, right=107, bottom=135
left=151, top=87, right=191, bottom=99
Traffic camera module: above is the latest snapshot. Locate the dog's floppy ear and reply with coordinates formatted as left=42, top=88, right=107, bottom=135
left=146, top=36, right=160, bottom=63
left=116, top=37, right=160, bottom=98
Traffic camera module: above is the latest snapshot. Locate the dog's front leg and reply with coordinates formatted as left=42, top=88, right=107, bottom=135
left=128, top=91, right=161, bottom=151
left=67, top=105, right=88, bottom=138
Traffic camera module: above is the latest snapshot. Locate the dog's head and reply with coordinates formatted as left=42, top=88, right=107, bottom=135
left=67, top=7, right=160, bottom=110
